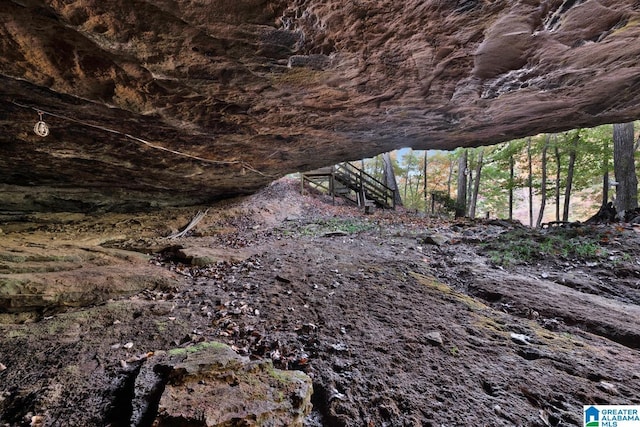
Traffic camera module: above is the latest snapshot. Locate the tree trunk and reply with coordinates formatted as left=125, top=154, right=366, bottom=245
left=562, top=133, right=579, bottom=222
left=447, top=158, right=453, bottom=199
left=469, top=148, right=484, bottom=219
left=467, top=169, right=473, bottom=215
left=536, top=135, right=550, bottom=228
left=423, top=151, right=428, bottom=213
left=382, top=152, right=403, bottom=207
left=527, top=137, right=533, bottom=227
left=603, top=172, right=609, bottom=205
left=403, top=172, right=409, bottom=201
left=508, top=155, right=514, bottom=221
left=554, top=141, right=561, bottom=222
left=613, top=122, right=638, bottom=218
left=602, top=138, right=610, bottom=206
left=455, top=150, right=468, bottom=218
left=403, top=153, right=411, bottom=202
left=372, top=155, right=383, bottom=182
left=413, top=166, right=422, bottom=210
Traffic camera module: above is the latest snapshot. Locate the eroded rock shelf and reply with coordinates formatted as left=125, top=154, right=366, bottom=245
left=1, top=1, right=640, bottom=210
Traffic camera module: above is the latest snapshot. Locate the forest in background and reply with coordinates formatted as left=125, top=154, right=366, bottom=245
left=361, top=122, right=640, bottom=226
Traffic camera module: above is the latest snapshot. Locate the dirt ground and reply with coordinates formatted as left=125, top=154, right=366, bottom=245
left=1, top=178, right=639, bottom=426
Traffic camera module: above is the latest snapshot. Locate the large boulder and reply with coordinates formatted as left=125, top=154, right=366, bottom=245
left=133, top=341, right=313, bottom=426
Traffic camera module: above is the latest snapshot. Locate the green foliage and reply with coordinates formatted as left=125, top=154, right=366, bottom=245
left=277, top=218, right=376, bottom=237
left=325, top=218, right=374, bottom=234
left=393, top=149, right=458, bottom=212
left=431, top=190, right=459, bottom=215
left=473, top=124, right=631, bottom=220
left=363, top=156, right=385, bottom=183
left=483, top=228, right=609, bottom=266
left=474, top=143, right=517, bottom=217
left=354, top=121, right=638, bottom=222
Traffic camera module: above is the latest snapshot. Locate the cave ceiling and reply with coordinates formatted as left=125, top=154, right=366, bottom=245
left=1, top=0, right=640, bottom=211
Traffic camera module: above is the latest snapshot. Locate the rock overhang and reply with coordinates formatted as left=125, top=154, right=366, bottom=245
left=1, top=0, right=640, bottom=212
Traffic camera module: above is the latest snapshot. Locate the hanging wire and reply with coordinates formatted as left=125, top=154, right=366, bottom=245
left=11, top=100, right=271, bottom=177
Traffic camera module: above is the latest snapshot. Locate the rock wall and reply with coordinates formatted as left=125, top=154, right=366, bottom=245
left=1, top=0, right=640, bottom=211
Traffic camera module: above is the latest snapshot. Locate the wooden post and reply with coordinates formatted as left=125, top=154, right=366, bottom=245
left=330, top=172, right=335, bottom=205
left=358, top=168, right=364, bottom=207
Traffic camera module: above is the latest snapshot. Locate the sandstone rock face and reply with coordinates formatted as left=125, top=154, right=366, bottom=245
left=0, top=226, right=177, bottom=316
left=1, top=1, right=640, bottom=211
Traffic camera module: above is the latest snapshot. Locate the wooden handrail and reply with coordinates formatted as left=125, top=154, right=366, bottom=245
left=301, top=162, right=395, bottom=209
left=334, top=162, right=395, bottom=208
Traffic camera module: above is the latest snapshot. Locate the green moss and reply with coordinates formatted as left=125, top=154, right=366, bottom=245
left=154, top=320, right=167, bottom=332
left=0, top=253, right=82, bottom=263
left=64, top=364, right=80, bottom=375
left=3, top=329, right=27, bottom=338
left=482, top=228, right=609, bottom=267
left=167, top=340, right=229, bottom=356
left=267, top=364, right=292, bottom=383
left=411, top=272, right=487, bottom=311
left=611, top=18, right=640, bottom=36
left=301, top=218, right=375, bottom=236
left=275, top=217, right=376, bottom=238
left=474, top=315, right=508, bottom=336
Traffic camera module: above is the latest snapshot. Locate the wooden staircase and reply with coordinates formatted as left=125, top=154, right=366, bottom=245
left=301, top=163, right=395, bottom=209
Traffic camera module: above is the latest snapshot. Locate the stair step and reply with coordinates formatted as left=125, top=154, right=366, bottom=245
left=302, top=162, right=394, bottom=209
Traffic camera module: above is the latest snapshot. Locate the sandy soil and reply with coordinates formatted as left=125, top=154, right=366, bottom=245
left=1, top=178, right=639, bottom=426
